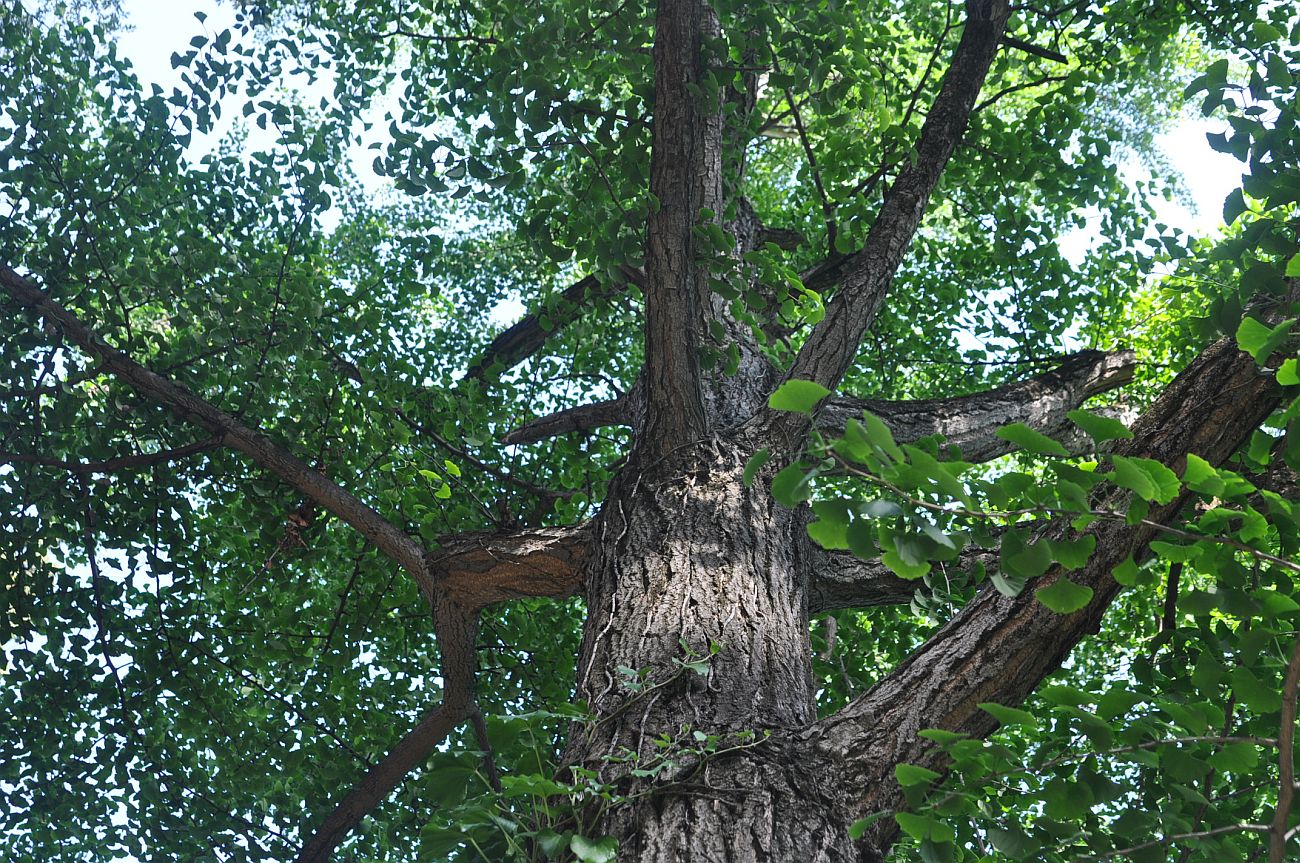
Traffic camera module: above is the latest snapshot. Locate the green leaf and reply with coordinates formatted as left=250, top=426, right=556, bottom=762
left=537, top=830, right=568, bottom=857
left=1112, top=557, right=1140, bottom=587
left=1111, top=455, right=1180, bottom=504
left=1252, top=588, right=1300, bottom=616
left=1035, top=577, right=1094, bottom=614
left=1003, top=535, right=1053, bottom=580
left=1223, top=188, right=1247, bottom=225
left=742, top=447, right=771, bottom=487
left=986, top=825, right=1040, bottom=857
left=806, top=518, right=849, bottom=550
left=1050, top=535, right=1096, bottom=570
left=1182, top=453, right=1225, bottom=496
left=1278, top=358, right=1299, bottom=386
left=771, top=463, right=814, bottom=506
left=894, top=763, right=942, bottom=787
left=995, top=422, right=1069, bottom=456
left=768, top=379, right=831, bottom=414
left=1097, top=689, right=1141, bottom=719
left=882, top=549, right=930, bottom=580
left=1286, top=251, right=1300, bottom=278
left=1066, top=409, right=1133, bottom=443
left=859, top=411, right=905, bottom=462
left=1210, top=741, right=1260, bottom=772
left=895, top=812, right=933, bottom=840
left=991, top=568, right=1027, bottom=597
left=978, top=702, right=1038, bottom=728
left=570, top=834, right=618, bottom=863
left=1229, top=668, right=1282, bottom=713
left=499, top=774, right=571, bottom=797
left=848, top=812, right=891, bottom=840
left=1236, top=315, right=1296, bottom=364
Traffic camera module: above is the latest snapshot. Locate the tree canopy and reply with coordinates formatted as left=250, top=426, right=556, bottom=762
left=2, top=0, right=1299, bottom=861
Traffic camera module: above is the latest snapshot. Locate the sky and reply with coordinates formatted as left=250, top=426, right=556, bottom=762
left=114, top=0, right=1242, bottom=224
left=110, top=0, right=1244, bottom=326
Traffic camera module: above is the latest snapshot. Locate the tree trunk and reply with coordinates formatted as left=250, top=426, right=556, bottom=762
left=565, top=440, right=862, bottom=861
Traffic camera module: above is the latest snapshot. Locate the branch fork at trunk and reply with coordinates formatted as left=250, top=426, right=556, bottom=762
left=504, top=349, right=1137, bottom=462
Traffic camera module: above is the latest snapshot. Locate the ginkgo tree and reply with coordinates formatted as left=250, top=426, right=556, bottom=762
left=2, top=0, right=1299, bottom=862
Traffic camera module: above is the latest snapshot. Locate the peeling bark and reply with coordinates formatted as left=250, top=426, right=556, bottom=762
left=429, top=523, right=593, bottom=609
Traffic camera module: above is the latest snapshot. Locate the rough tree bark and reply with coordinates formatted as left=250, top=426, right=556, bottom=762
left=4, top=0, right=1293, bottom=861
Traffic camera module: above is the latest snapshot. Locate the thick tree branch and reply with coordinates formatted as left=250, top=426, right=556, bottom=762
left=297, top=521, right=599, bottom=858
left=429, top=522, right=593, bottom=610
left=808, top=545, right=997, bottom=615
left=464, top=267, right=644, bottom=382
left=505, top=350, right=1135, bottom=463
left=1002, top=34, right=1067, bottom=63
left=761, top=0, right=1011, bottom=437
left=296, top=594, right=480, bottom=863
left=0, top=263, right=433, bottom=596
left=818, top=349, right=1136, bottom=461
left=641, top=0, right=721, bottom=453
left=502, top=394, right=633, bottom=445
left=810, top=323, right=1291, bottom=856
left=1271, top=634, right=1300, bottom=863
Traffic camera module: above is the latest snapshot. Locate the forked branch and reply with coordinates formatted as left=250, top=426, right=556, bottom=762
left=761, top=0, right=1011, bottom=438
left=296, top=593, right=482, bottom=863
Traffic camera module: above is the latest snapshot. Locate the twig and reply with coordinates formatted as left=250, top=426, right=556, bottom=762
left=1160, top=561, right=1182, bottom=632
left=1270, top=634, right=1300, bottom=863
left=1086, top=823, right=1269, bottom=861
left=1002, top=34, right=1067, bottom=63
left=779, top=75, right=836, bottom=252
left=1, top=437, right=220, bottom=474
left=832, top=457, right=1300, bottom=577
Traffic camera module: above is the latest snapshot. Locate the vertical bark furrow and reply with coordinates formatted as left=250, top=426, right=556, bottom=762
left=567, top=441, right=817, bottom=839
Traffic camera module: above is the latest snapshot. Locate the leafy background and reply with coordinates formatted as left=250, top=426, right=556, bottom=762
left=1, top=0, right=1298, bottom=860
